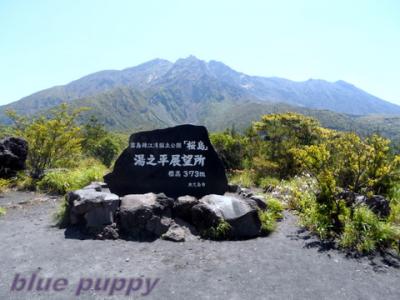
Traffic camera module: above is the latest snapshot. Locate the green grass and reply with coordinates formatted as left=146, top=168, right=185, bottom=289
left=340, top=205, right=400, bottom=253
left=37, top=158, right=107, bottom=194
left=258, top=210, right=278, bottom=234
left=0, top=206, right=6, bottom=217
left=265, top=196, right=284, bottom=218
left=277, top=176, right=400, bottom=254
left=228, top=169, right=255, bottom=188
left=53, top=197, right=69, bottom=228
left=0, top=178, right=11, bottom=193
left=258, top=176, right=280, bottom=191
left=259, top=196, right=284, bottom=235
left=202, top=220, right=232, bottom=240
left=389, top=183, right=400, bottom=203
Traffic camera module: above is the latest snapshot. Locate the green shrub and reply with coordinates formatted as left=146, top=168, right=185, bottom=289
left=389, top=183, right=400, bottom=203
left=258, top=177, right=280, bottom=191
left=9, top=172, right=37, bottom=191
left=274, top=176, right=318, bottom=211
left=388, top=201, right=400, bottom=225
left=0, top=206, right=6, bottom=216
left=210, top=131, right=247, bottom=170
left=253, top=113, right=323, bottom=178
left=7, top=104, right=85, bottom=178
left=259, top=210, right=278, bottom=234
left=265, top=196, right=284, bottom=219
left=300, top=201, right=336, bottom=240
left=258, top=197, right=284, bottom=235
left=37, top=159, right=107, bottom=194
left=0, top=178, right=11, bottom=193
left=90, top=136, right=120, bottom=167
left=229, top=170, right=255, bottom=188
left=202, top=220, right=232, bottom=240
left=339, top=205, right=400, bottom=253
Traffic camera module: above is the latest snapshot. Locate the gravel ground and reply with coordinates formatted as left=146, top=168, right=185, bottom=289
left=0, top=191, right=399, bottom=300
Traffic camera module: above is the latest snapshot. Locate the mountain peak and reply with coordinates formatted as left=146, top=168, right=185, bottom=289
left=1, top=56, right=400, bottom=122
left=174, top=55, right=205, bottom=66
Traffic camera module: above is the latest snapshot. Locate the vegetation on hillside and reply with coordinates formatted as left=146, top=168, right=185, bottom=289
left=1, top=104, right=127, bottom=194
left=212, top=112, right=400, bottom=254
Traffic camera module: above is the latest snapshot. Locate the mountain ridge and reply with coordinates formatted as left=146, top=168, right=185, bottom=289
left=1, top=56, right=400, bottom=134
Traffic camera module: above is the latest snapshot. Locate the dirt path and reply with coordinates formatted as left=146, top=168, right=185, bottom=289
left=0, top=191, right=399, bottom=300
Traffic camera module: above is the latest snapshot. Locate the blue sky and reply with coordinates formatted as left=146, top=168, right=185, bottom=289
left=0, top=0, right=399, bottom=105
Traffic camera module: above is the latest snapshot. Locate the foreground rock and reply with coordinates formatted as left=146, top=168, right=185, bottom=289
left=337, top=190, right=391, bottom=217
left=65, top=183, right=269, bottom=241
left=0, top=137, right=28, bottom=178
left=162, top=223, right=186, bottom=242
left=118, top=193, right=174, bottom=238
left=199, top=195, right=261, bottom=238
left=66, top=187, right=120, bottom=229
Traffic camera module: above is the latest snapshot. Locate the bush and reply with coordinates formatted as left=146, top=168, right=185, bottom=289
left=300, top=197, right=338, bottom=240
left=253, top=113, right=323, bottom=178
left=339, top=206, right=400, bottom=253
left=259, top=197, right=284, bottom=235
left=259, top=210, right=278, bottom=234
left=228, top=170, right=255, bottom=188
left=210, top=131, right=247, bottom=170
left=282, top=177, right=400, bottom=253
left=10, top=172, right=37, bottom=191
left=7, top=104, right=85, bottom=178
left=81, top=116, right=121, bottom=167
left=388, top=201, right=400, bottom=225
left=90, top=136, right=120, bottom=167
left=0, top=178, right=11, bottom=193
left=37, top=159, right=107, bottom=194
left=265, top=196, right=284, bottom=219
left=389, top=183, right=400, bottom=203
left=258, top=177, right=280, bottom=191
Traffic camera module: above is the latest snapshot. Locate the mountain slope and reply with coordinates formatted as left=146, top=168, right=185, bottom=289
left=1, top=56, right=400, bottom=130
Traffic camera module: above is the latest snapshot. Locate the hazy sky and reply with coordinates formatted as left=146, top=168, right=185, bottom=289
left=1, top=0, right=399, bottom=105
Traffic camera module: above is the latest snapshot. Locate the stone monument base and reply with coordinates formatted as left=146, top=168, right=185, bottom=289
left=63, top=182, right=270, bottom=241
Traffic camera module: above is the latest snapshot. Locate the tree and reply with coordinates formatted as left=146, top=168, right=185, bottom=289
left=81, top=116, right=121, bottom=167
left=210, top=132, right=247, bottom=170
left=252, top=113, right=323, bottom=178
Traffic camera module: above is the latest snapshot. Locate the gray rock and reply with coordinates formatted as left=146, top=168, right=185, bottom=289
left=191, top=203, right=222, bottom=230
left=247, top=194, right=267, bottom=210
left=0, top=137, right=28, bottom=178
left=227, top=184, right=241, bottom=193
left=94, top=223, right=119, bottom=240
left=83, top=182, right=109, bottom=193
left=174, top=218, right=199, bottom=239
left=239, top=188, right=254, bottom=198
left=173, top=195, right=199, bottom=221
left=365, top=195, right=390, bottom=218
left=337, top=190, right=390, bottom=217
left=118, top=193, right=174, bottom=237
left=67, top=189, right=120, bottom=228
left=199, top=194, right=261, bottom=238
left=162, top=224, right=186, bottom=242
left=145, top=216, right=171, bottom=236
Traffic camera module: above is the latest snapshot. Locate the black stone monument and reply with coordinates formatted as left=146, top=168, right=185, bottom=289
left=104, top=124, right=228, bottom=198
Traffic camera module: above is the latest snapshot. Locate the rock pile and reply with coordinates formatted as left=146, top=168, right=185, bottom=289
left=65, top=182, right=268, bottom=241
